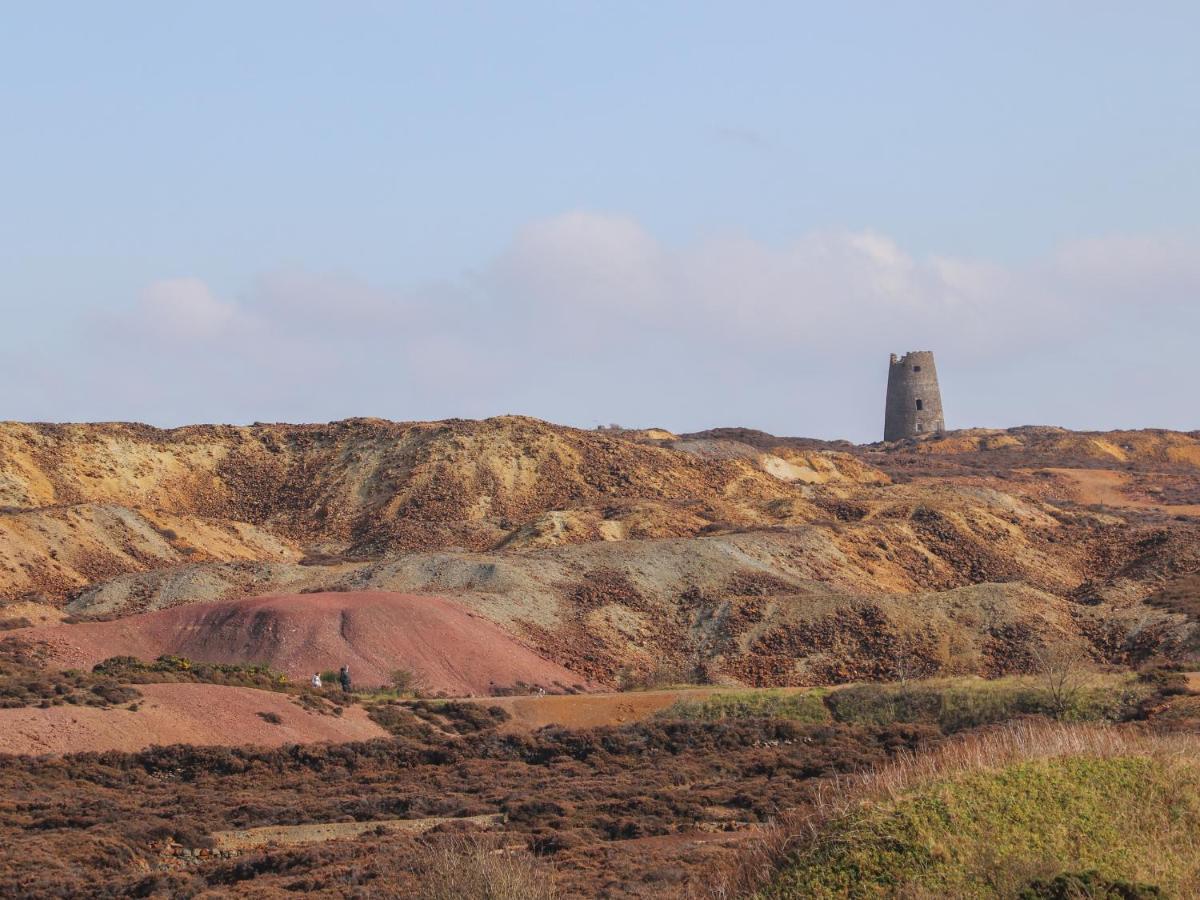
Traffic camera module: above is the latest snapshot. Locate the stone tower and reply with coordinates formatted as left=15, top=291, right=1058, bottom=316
left=884, top=350, right=944, bottom=441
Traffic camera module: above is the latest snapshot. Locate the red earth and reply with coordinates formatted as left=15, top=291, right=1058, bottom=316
left=22, top=591, right=587, bottom=696
left=0, top=682, right=387, bottom=754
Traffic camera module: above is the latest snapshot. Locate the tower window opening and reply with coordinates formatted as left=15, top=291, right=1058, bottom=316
left=913, top=365, right=921, bottom=372
left=915, top=423, right=923, bottom=432
left=915, top=399, right=924, bottom=411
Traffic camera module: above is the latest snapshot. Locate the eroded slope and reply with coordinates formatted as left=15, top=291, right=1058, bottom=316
left=2, top=417, right=1199, bottom=689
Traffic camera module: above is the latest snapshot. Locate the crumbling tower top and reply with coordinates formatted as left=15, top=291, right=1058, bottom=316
left=884, top=350, right=944, bottom=441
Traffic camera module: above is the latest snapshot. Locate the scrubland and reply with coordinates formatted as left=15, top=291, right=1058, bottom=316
left=2, top=417, right=1200, bottom=896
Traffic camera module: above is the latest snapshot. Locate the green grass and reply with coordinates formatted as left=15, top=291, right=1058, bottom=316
left=764, top=752, right=1200, bottom=898
left=658, top=689, right=832, bottom=723
left=824, top=674, right=1150, bottom=733
left=655, top=675, right=1152, bottom=732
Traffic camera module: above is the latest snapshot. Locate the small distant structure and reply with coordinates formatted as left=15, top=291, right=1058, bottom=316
left=884, top=351, right=945, bottom=441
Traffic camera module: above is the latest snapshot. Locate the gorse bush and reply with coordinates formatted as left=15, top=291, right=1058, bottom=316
left=368, top=699, right=510, bottom=736
left=824, top=675, right=1151, bottom=732
left=93, top=655, right=290, bottom=691
left=657, top=675, right=1153, bottom=734
left=1018, top=870, right=1165, bottom=899
left=659, top=690, right=831, bottom=723
left=0, top=639, right=140, bottom=708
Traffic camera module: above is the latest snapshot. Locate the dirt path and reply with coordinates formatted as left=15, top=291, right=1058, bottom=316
left=0, top=682, right=386, bottom=755
left=211, top=814, right=504, bottom=852
left=1041, top=468, right=1200, bottom=516
left=474, top=686, right=809, bottom=731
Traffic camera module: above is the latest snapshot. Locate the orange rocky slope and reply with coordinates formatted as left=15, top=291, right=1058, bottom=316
left=0, top=417, right=878, bottom=603
left=2, top=418, right=1199, bottom=689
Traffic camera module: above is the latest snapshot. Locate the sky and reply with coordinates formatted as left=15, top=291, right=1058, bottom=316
left=2, top=2, right=1198, bottom=442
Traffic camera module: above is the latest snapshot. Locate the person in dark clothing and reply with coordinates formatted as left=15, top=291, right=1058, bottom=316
left=338, top=665, right=351, bottom=693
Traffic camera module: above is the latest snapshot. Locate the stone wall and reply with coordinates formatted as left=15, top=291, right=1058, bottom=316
left=883, top=350, right=945, bottom=441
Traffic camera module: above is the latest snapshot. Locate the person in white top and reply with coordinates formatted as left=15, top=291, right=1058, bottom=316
left=311, top=672, right=322, bottom=689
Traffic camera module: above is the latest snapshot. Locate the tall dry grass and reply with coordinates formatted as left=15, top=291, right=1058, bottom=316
left=413, top=834, right=558, bottom=900
left=701, top=720, right=1200, bottom=898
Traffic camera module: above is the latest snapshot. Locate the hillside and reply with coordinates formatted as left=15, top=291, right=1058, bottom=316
left=2, top=417, right=1199, bottom=689
left=22, top=591, right=587, bottom=695
left=760, top=722, right=1200, bottom=898
left=0, top=417, right=879, bottom=602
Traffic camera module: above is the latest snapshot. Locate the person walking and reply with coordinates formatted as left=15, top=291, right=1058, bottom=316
left=338, top=665, right=351, bottom=693
left=311, top=672, right=322, bottom=689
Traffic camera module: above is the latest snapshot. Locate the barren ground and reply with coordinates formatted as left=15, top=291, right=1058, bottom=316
left=0, top=682, right=385, bottom=754
left=2, top=418, right=1200, bottom=897
left=19, top=590, right=587, bottom=695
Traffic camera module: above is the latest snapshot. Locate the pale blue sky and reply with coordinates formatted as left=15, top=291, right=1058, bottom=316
left=2, top=2, right=1198, bottom=440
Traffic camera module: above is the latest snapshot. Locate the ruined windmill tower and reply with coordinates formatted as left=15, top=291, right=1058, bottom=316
left=884, top=351, right=945, bottom=441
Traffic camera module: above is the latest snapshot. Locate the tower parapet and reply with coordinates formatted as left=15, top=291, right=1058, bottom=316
left=884, top=350, right=944, bottom=441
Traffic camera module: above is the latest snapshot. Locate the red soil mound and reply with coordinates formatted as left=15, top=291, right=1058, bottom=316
left=0, top=682, right=386, bottom=755
left=25, top=591, right=587, bottom=696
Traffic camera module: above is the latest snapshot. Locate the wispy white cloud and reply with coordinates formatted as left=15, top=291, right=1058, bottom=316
left=486, top=212, right=1198, bottom=356
left=139, top=278, right=237, bottom=340
left=28, top=212, right=1200, bottom=438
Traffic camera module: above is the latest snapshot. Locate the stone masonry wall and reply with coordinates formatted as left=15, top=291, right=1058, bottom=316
left=884, top=350, right=945, bottom=441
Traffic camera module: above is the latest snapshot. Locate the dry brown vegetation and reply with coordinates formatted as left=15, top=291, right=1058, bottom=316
left=0, top=717, right=936, bottom=898
left=2, top=417, right=1200, bottom=896
left=3, top=418, right=1197, bottom=691
left=407, top=835, right=558, bottom=900
left=0, top=670, right=1194, bottom=897
left=0, top=639, right=140, bottom=708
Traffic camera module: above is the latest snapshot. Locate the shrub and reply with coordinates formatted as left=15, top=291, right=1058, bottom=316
left=617, top=662, right=695, bottom=691
left=365, top=702, right=437, bottom=739
left=389, top=669, right=424, bottom=694
left=719, top=722, right=1200, bottom=899
left=1137, top=664, right=1189, bottom=697
left=824, top=675, right=1149, bottom=733
left=0, top=640, right=142, bottom=708
left=413, top=835, right=557, bottom=900
left=257, top=711, right=283, bottom=725
left=657, top=690, right=831, bottom=724
left=1031, top=644, right=1093, bottom=720
left=1019, top=870, right=1165, bottom=899
left=653, top=677, right=1151, bottom=733
left=406, top=700, right=510, bottom=734
left=93, top=655, right=290, bottom=691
